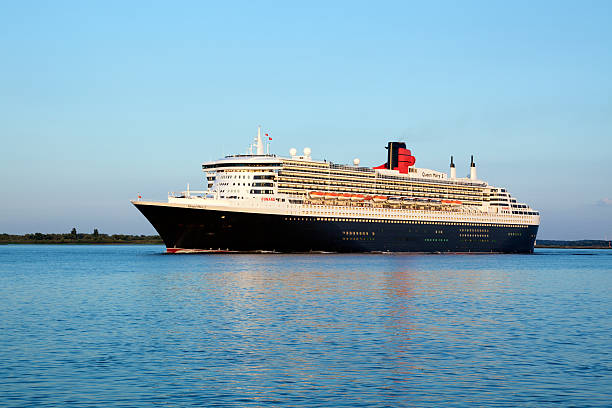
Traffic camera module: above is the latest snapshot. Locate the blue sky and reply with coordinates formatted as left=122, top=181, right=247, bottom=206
left=1, top=1, right=611, bottom=239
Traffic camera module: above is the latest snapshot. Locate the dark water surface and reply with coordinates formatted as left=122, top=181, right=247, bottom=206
left=1, top=245, right=611, bottom=407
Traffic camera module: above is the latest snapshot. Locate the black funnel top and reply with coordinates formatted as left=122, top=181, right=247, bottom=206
left=386, top=142, right=406, bottom=170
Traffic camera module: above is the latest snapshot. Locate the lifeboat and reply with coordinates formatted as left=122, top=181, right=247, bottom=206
left=441, top=199, right=462, bottom=206
left=309, top=191, right=325, bottom=199
left=388, top=196, right=402, bottom=204
left=429, top=199, right=442, bottom=206
left=324, top=192, right=339, bottom=199
left=350, top=194, right=365, bottom=201
left=338, top=193, right=352, bottom=200
left=372, top=195, right=388, bottom=203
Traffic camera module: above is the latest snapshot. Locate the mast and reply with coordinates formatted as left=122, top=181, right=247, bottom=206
left=256, top=126, right=264, bottom=155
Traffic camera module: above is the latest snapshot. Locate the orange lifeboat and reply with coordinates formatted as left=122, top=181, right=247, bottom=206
left=309, top=191, right=325, bottom=199
left=441, top=199, right=462, bottom=206
left=350, top=194, right=365, bottom=201
left=372, top=195, right=388, bottom=203
left=338, top=193, right=352, bottom=200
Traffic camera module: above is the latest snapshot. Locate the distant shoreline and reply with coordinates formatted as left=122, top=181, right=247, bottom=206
left=535, top=245, right=611, bottom=249
left=2, top=234, right=610, bottom=249
left=0, top=241, right=163, bottom=245
left=0, top=233, right=163, bottom=245
left=535, top=240, right=611, bottom=249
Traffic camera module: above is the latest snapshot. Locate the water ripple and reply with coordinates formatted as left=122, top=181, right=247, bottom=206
left=0, top=246, right=611, bottom=406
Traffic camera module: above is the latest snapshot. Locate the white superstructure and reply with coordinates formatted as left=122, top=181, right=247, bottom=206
left=162, top=129, right=539, bottom=228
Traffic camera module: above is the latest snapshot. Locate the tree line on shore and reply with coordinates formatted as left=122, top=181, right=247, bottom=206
left=0, top=228, right=162, bottom=244
left=536, top=240, right=611, bottom=248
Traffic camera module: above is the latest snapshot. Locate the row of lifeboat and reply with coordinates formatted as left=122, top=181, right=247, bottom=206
left=309, top=192, right=374, bottom=202
left=308, top=191, right=462, bottom=206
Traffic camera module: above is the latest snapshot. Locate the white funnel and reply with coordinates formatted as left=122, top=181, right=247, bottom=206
left=470, top=155, right=477, bottom=180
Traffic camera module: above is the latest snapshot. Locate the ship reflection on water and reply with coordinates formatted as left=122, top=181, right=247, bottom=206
left=144, top=251, right=611, bottom=405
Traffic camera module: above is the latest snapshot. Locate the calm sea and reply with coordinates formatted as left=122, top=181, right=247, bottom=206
left=0, top=245, right=611, bottom=407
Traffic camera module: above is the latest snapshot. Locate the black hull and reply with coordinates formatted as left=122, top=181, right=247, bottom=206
left=133, top=202, right=538, bottom=254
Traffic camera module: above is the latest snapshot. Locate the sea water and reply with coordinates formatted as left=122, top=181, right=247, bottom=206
left=0, top=245, right=611, bottom=407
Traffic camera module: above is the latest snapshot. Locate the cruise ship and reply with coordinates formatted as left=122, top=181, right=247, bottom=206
left=133, top=127, right=539, bottom=253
